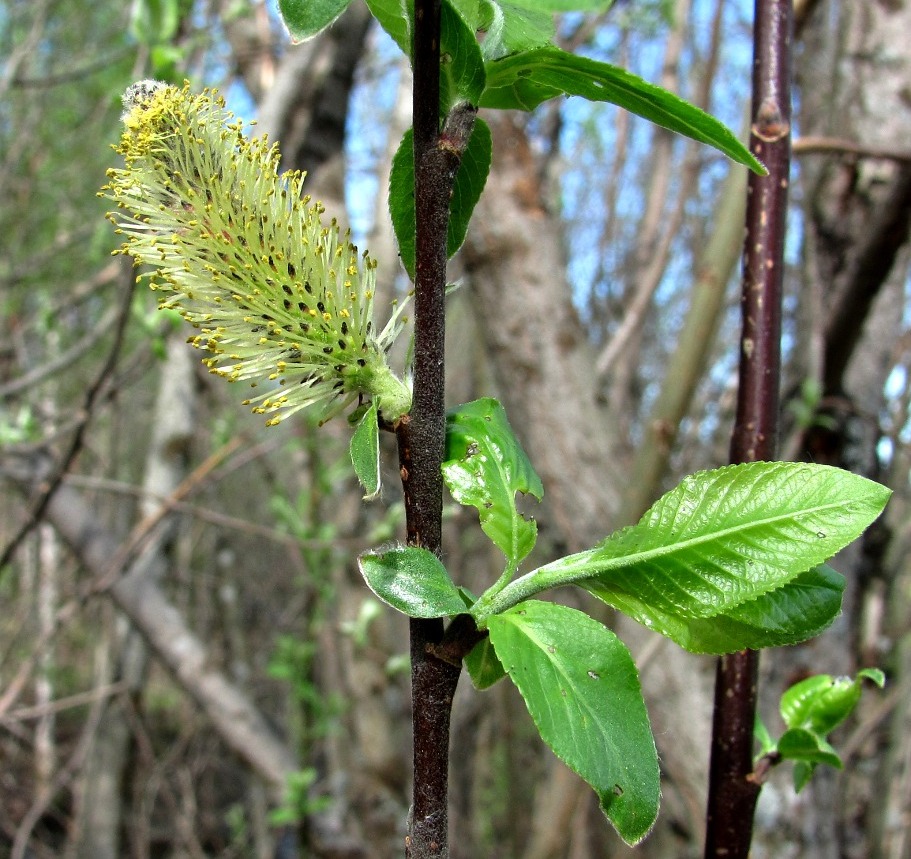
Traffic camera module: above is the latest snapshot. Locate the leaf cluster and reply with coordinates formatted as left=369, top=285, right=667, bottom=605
left=757, top=668, right=886, bottom=793
left=357, top=398, right=890, bottom=843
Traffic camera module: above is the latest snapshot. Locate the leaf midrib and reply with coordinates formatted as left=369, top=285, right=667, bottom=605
left=471, top=493, right=869, bottom=621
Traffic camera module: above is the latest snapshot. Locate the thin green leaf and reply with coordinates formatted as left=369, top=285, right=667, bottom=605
left=488, top=601, right=658, bottom=845
left=358, top=546, right=466, bottom=618
left=389, top=122, right=493, bottom=280
left=480, top=46, right=765, bottom=173
left=448, top=117, right=492, bottom=257
left=444, top=397, right=543, bottom=565
left=278, top=0, right=352, bottom=42
left=350, top=402, right=381, bottom=499
left=473, top=462, right=890, bottom=623
left=793, top=760, right=814, bottom=794
left=388, top=130, right=416, bottom=278
left=754, top=715, right=775, bottom=757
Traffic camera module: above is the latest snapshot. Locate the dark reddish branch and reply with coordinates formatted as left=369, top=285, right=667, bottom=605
left=704, top=1, right=792, bottom=858
left=400, top=0, right=477, bottom=855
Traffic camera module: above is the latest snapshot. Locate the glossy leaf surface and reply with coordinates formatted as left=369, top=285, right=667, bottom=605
left=780, top=669, right=885, bottom=735
left=444, top=398, right=543, bottom=565
left=480, top=46, right=765, bottom=173
left=358, top=546, right=466, bottom=618
left=603, top=565, right=845, bottom=654
left=473, top=463, right=889, bottom=633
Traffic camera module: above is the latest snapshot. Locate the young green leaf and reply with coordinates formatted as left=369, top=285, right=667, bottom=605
left=487, top=601, right=659, bottom=845
left=481, top=46, right=765, bottom=173
left=765, top=669, right=885, bottom=793
left=278, top=0, right=352, bottom=42
left=364, top=0, right=413, bottom=57
left=464, top=636, right=507, bottom=689
left=444, top=398, right=543, bottom=566
left=358, top=546, right=466, bottom=618
left=389, top=121, right=492, bottom=280
left=780, top=670, right=885, bottom=736
left=350, top=401, right=381, bottom=499
left=472, top=462, right=890, bottom=624
left=441, top=0, right=487, bottom=109
left=776, top=728, right=842, bottom=769
left=449, top=0, right=555, bottom=61
left=448, top=117, right=492, bottom=258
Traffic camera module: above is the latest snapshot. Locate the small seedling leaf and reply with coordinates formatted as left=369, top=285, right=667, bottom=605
left=350, top=401, right=381, bottom=499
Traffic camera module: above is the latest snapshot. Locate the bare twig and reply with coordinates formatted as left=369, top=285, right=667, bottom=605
left=0, top=263, right=135, bottom=573
left=793, top=136, right=911, bottom=163
left=400, top=2, right=478, bottom=855
left=704, top=2, right=792, bottom=857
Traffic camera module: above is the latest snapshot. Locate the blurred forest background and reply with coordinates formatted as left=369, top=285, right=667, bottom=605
left=2, top=0, right=911, bottom=856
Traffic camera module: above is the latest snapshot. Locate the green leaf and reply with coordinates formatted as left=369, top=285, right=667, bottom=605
left=444, top=398, right=543, bottom=566
left=480, top=46, right=765, bottom=173
left=448, top=118, right=492, bottom=259
left=364, top=0, right=413, bottom=57
left=358, top=546, right=466, bottom=618
left=388, top=131, right=417, bottom=278
left=389, top=121, right=493, bottom=280
left=755, top=666, right=884, bottom=792
left=754, top=715, right=775, bottom=757
left=278, top=0, right=353, bottom=42
left=450, top=0, right=554, bottom=61
left=605, top=565, right=845, bottom=655
left=464, top=636, right=507, bottom=689
left=781, top=669, right=884, bottom=736
left=488, top=601, right=658, bottom=845
left=777, top=728, right=842, bottom=770
left=350, top=402, right=380, bottom=499
left=473, top=462, right=890, bottom=625
left=441, top=0, right=487, bottom=109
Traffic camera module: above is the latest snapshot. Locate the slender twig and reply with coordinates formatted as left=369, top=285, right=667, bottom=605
left=398, top=0, right=478, bottom=855
left=793, top=135, right=911, bottom=163
left=0, top=264, right=135, bottom=573
left=704, top=2, right=792, bottom=857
